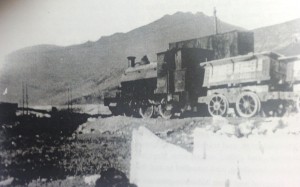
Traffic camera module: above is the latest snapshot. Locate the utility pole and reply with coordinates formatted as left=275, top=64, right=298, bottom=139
left=67, top=88, right=70, bottom=111
left=25, top=84, right=29, bottom=115
left=70, top=87, right=72, bottom=111
left=214, top=7, right=218, bottom=34
left=22, top=82, right=25, bottom=115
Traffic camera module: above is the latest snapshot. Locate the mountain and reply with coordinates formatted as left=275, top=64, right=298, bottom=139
left=277, top=42, right=300, bottom=56
left=1, top=13, right=299, bottom=105
left=253, top=18, right=300, bottom=55
left=0, top=12, right=242, bottom=105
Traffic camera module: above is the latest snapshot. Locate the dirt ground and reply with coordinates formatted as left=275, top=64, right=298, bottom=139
left=1, top=113, right=300, bottom=186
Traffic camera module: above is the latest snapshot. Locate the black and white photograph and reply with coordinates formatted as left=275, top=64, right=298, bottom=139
left=0, top=0, right=300, bottom=186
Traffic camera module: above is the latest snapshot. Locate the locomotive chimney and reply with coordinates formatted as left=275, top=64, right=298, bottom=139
left=127, top=56, right=136, bottom=67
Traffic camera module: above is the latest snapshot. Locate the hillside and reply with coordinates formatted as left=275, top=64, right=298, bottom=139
left=0, top=12, right=242, bottom=105
left=253, top=18, right=300, bottom=54
left=0, top=13, right=299, bottom=105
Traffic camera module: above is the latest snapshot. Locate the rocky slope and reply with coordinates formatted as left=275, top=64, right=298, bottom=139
left=253, top=18, right=300, bottom=54
left=0, top=12, right=242, bottom=105
left=1, top=12, right=299, bottom=105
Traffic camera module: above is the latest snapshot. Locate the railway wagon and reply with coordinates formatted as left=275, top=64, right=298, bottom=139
left=279, top=55, right=300, bottom=111
left=198, top=52, right=300, bottom=117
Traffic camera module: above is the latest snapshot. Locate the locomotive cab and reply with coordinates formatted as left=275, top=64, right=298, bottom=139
left=156, top=48, right=214, bottom=117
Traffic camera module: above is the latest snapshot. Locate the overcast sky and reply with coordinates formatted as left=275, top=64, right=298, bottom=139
left=0, top=0, right=299, bottom=64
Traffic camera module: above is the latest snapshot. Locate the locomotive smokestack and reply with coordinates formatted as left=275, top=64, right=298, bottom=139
left=127, top=56, right=136, bottom=67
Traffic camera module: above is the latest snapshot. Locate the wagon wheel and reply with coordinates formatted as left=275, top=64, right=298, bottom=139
left=208, top=94, right=229, bottom=117
left=256, top=94, right=261, bottom=113
left=139, top=105, right=154, bottom=119
left=158, top=98, right=173, bottom=119
left=236, top=92, right=260, bottom=118
left=262, top=101, right=275, bottom=117
left=262, top=100, right=286, bottom=117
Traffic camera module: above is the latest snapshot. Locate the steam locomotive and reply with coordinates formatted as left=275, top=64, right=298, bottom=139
left=104, top=30, right=300, bottom=118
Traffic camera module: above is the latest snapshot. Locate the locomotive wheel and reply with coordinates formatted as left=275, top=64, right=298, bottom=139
left=122, top=101, right=133, bottom=117
left=139, top=105, right=154, bottom=119
left=123, top=109, right=132, bottom=117
left=158, top=98, right=173, bottom=119
left=109, top=107, right=119, bottom=116
left=236, top=92, right=260, bottom=118
left=208, top=94, right=228, bottom=117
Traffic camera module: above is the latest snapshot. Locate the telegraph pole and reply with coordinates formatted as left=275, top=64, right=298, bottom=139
left=67, top=88, right=70, bottom=111
left=22, top=82, right=25, bottom=115
left=214, top=7, right=218, bottom=34
left=25, top=84, right=29, bottom=115
left=70, top=87, right=72, bottom=111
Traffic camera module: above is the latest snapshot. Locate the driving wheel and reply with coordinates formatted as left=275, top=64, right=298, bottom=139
left=139, top=105, right=154, bottom=119
left=158, top=98, right=173, bottom=119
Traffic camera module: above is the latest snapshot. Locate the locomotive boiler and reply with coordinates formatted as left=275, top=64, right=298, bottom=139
left=103, top=56, right=158, bottom=117
left=104, top=30, right=300, bottom=118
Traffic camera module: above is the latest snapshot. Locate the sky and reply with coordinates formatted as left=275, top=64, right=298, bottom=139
left=0, top=0, right=299, bottom=65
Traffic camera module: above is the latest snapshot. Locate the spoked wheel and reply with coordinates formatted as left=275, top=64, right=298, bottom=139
left=262, top=102, right=275, bottom=117
left=139, top=105, right=154, bottom=119
left=158, top=98, right=173, bottom=119
left=263, top=100, right=288, bottom=117
left=208, top=94, right=229, bottom=117
left=236, top=92, right=260, bottom=118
